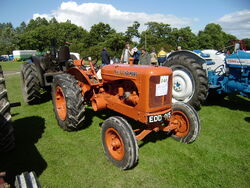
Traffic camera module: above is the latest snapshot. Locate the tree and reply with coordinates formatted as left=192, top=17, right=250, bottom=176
left=26, top=17, right=49, bottom=31
left=242, top=38, right=250, bottom=50
left=198, top=23, right=237, bottom=50
left=52, top=22, right=88, bottom=46
left=0, top=23, right=16, bottom=54
left=169, top=27, right=199, bottom=50
left=140, top=22, right=173, bottom=51
left=17, top=25, right=50, bottom=51
left=125, top=21, right=140, bottom=41
left=16, top=19, right=88, bottom=52
left=49, top=17, right=58, bottom=24
left=87, top=22, right=115, bottom=46
left=0, top=18, right=240, bottom=57
left=16, top=21, right=27, bottom=34
left=104, top=32, right=128, bottom=57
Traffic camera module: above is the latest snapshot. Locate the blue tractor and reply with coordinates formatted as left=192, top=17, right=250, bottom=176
left=206, top=48, right=250, bottom=98
left=163, top=41, right=250, bottom=110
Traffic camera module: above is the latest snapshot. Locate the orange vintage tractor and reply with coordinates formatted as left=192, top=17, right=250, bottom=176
left=50, top=51, right=201, bottom=169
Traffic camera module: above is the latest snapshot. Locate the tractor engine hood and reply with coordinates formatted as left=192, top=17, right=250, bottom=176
left=101, top=64, right=172, bottom=81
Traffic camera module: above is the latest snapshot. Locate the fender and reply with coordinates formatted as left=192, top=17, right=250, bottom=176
left=167, top=50, right=206, bottom=64
left=67, top=67, right=93, bottom=94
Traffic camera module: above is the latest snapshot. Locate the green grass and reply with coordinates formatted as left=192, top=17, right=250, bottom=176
left=0, top=61, right=23, bottom=72
left=0, top=65, right=250, bottom=187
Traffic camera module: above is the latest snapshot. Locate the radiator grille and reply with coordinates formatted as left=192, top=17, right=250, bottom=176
left=149, top=75, right=172, bottom=108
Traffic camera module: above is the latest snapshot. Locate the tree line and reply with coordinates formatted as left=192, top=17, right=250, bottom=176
left=0, top=17, right=249, bottom=58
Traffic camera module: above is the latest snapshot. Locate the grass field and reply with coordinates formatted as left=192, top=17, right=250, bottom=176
left=0, top=62, right=250, bottom=188
left=0, top=61, right=23, bottom=71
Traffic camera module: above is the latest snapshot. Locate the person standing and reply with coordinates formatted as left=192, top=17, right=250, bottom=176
left=98, top=48, right=110, bottom=80
left=132, top=47, right=140, bottom=64
left=150, top=48, right=158, bottom=65
left=121, top=43, right=134, bottom=64
left=139, top=48, right=151, bottom=65
left=101, top=48, right=110, bottom=65
left=157, top=47, right=167, bottom=66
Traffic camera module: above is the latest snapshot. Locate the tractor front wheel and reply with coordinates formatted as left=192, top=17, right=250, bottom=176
left=170, top=102, right=200, bottom=144
left=51, top=74, right=85, bottom=131
left=101, top=116, right=138, bottom=170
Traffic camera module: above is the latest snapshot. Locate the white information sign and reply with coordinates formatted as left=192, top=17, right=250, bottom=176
left=156, top=76, right=169, bottom=96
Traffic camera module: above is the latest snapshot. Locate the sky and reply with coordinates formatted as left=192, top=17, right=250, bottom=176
left=0, top=0, right=250, bottom=39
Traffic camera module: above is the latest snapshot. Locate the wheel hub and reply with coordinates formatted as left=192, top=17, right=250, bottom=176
left=111, top=137, right=121, bottom=149
left=55, top=86, right=67, bottom=121
left=105, top=128, right=124, bottom=161
left=170, top=110, right=190, bottom=137
left=172, top=69, right=194, bottom=103
left=174, top=81, right=182, bottom=91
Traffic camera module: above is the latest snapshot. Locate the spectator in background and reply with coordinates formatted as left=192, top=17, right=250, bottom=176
left=121, top=43, right=134, bottom=64
left=132, top=47, right=140, bottom=64
left=139, top=48, right=151, bottom=65
left=158, top=47, right=167, bottom=66
left=111, top=56, right=120, bottom=64
left=98, top=48, right=110, bottom=79
left=101, top=48, right=110, bottom=65
left=150, top=48, right=158, bottom=65
left=177, top=46, right=182, bottom=51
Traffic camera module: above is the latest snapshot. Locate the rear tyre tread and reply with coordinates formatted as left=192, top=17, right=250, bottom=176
left=21, top=62, right=42, bottom=105
left=0, top=65, right=15, bottom=153
left=52, top=74, right=85, bottom=131
left=165, top=54, right=208, bottom=110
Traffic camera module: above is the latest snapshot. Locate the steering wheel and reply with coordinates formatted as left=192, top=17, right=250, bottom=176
left=80, top=55, right=100, bottom=71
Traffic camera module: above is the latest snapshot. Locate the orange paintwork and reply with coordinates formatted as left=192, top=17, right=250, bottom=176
left=73, top=59, right=83, bottom=66
left=129, top=57, right=134, bottom=65
left=67, top=61, right=177, bottom=140
left=73, top=59, right=92, bottom=66
left=170, top=110, right=190, bottom=137
left=55, top=86, right=67, bottom=121
left=105, top=128, right=125, bottom=160
left=135, top=123, right=177, bottom=141
left=101, top=64, right=172, bottom=117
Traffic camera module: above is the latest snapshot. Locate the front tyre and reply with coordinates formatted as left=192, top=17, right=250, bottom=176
left=170, top=102, right=200, bottom=144
left=101, top=116, right=138, bottom=170
left=51, top=74, right=85, bottom=131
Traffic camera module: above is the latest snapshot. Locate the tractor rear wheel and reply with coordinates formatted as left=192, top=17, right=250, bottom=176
left=164, top=55, right=208, bottom=110
left=101, top=116, right=138, bottom=170
left=170, top=102, right=200, bottom=144
left=51, top=73, right=85, bottom=131
left=0, top=65, right=15, bottom=153
left=21, top=62, right=43, bottom=105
